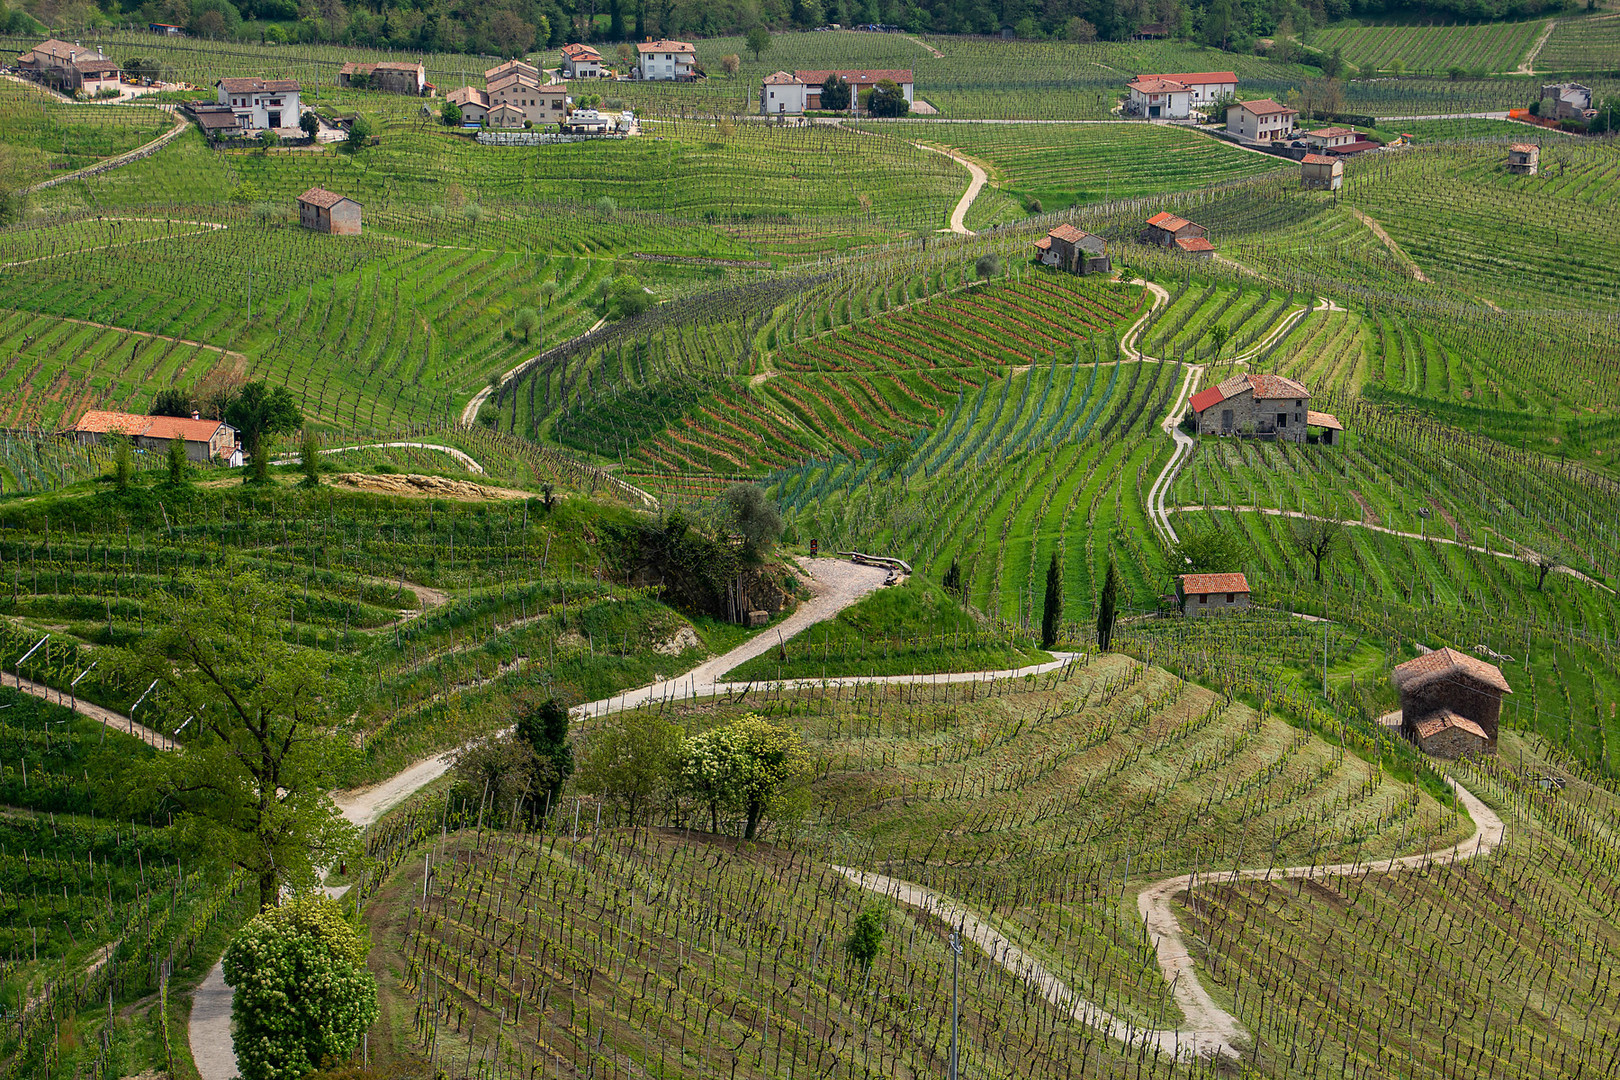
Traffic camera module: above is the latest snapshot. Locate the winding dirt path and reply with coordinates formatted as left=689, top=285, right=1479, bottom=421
left=839, top=776, right=1504, bottom=1061
left=1351, top=208, right=1429, bottom=282
left=2, top=671, right=167, bottom=747
left=268, top=442, right=486, bottom=474
left=1516, top=19, right=1556, bottom=75
left=460, top=317, right=608, bottom=426
left=911, top=142, right=988, bottom=235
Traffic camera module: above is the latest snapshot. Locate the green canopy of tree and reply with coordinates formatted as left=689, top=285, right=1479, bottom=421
left=224, top=381, right=301, bottom=484
left=680, top=713, right=807, bottom=839
left=516, top=694, right=574, bottom=816
left=1041, top=551, right=1063, bottom=649
left=867, top=79, right=910, bottom=117
left=722, top=483, right=783, bottom=560
left=820, top=74, right=851, bottom=111
left=150, top=388, right=195, bottom=418
left=1172, top=524, right=1245, bottom=575
left=745, top=24, right=772, bottom=61
left=223, top=893, right=378, bottom=1080
left=577, top=710, right=684, bottom=825
left=117, top=572, right=357, bottom=912
left=440, top=100, right=463, bottom=126
left=846, top=902, right=888, bottom=972
left=1096, top=556, right=1121, bottom=651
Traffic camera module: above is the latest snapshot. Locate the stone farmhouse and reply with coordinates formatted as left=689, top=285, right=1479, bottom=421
left=18, top=39, right=121, bottom=94
left=1129, top=70, right=1237, bottom=114
left=1391, top=647, right=1511, bottom=758
left=1177, top=572, right=1251, bottom=616
left=216, top=77, right=300, bottom=131
left=760, top=70, right=914, bottom=114
left=1226, top=98, right=1298, bottom=143
left=1507, top=143, right=1539, bottom=175
left=1142, top=211, right=1213, bottom=256
left=1301, top=153, right=1343, bottom=190
left=636, top=40, right=698, bottom=81
left=1126, top=77, right=1191, bottom=119
left=1034, top=224, right=1110, bottom=275
left=298, top=187, right=362, bottom=235
left=69, top=410, right=239, bottom=465
left=446, top=86, right=490, bottom=123
left=561, top=43, right=605, bottom=78
left=338, top=61, right=428, bottom=95
left=1540, top=82, right=1592, bottom=122
left=1189, top=372, right=1325, bottom=442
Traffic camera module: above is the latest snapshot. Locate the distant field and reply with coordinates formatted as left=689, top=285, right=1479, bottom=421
left=1534, top=13, right=1620, bottom=69
left=0, top=80, right=171, bottom=184
left=1310, top=20, right=1545, bottom=74
left=888, top=122, right=1291, bottom=211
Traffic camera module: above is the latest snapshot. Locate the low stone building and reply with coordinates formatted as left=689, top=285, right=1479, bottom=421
left=1174, top=236, right=1215, bottom=258
left=1307, top=410, right=1344, bottom=445
left=1507, top=143, right=1539, bottom=175
left=1391, top=647, right=1511, bottom=758
left=1301, top=153, right=1343, bottom=190
left=1035, top=224, right=1110, bottom=275
left=18, top=39, right=121, bottom=94
left=1540, top=82, right=1592, bottom=122
left=298, top=187, right=362, bottom=235
left=338, top=61, right=427, bottom=95
left=69, top=410, right=238, bottom=464
left=1188, top=372, right=1312, bottom=442
left=1142, top=210, right=1207, bottom=248
left=1177, top=572, right=1251, bottom=616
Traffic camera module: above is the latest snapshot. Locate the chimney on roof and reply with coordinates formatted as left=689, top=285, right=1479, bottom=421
left=192, top=411, right=201, bottom=419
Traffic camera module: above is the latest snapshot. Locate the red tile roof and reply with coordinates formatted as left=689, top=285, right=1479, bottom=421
left=1048, top=223, right=1088, bottom=243
left=1189, top=385, right=1226, bottom=413
left=1146, top=210, right=1201, bottom=234
left=1235, top=98, right=1297, bottom=116
left=299, top=186, right=356, bottom=209
left=1301, top=153, right=1337, bottom=165
left=1247, top=373, right=1309, bottom=400
left=1307, top=410, right=1343, bottom=430
left=1414, top=708, right=1489, bottom=742
left=562, top=43, right=602, bottom=60
left=763, top=70, right=799, bottom=85
left=1128, top=78, right=1189, bottom=93
left=217, top=77, right=299, bottom=93
left=1175, top=236, right=1215, bottom=252
left=1307, top=126, right=1358, bottom=138
left=1034, top=236, right=1053, bottom=251
left=1509, top=143, right=1537, bottom=153
left=72, top=410, right=229, bottom=442
left=1139, top=71, right=1237, bottom=85
left=1181, top=572, right=1250, bottom=595
left=484, top=60, right=539, bottom=81
left=794, top=69, right=914, bottom=86
left=1392, top=647, right=1512, bottom=695
left=1326, top=140, right=1380, bottom=155
left=638, top=39, right=695, bottom=53
left=447, top=86, right=489, bottom=107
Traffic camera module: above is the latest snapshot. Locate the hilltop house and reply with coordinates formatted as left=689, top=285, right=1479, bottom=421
left=1035, top=224, right=1110, bottom=275
left=18, top=39, right=121, bottom=94
left=446, top=86, right=489, bottom=123
left=760, top=70, right=914, bottom=114
left=636, top=39, right=698, bottom=81
left=1188, top=372, right=1324, bottom=442
left=1391, top=647, right=1511, bottom=758
left=1142, top=211, right=1211, bottom=257
left=1540, top=82, right=1592, bottom=122
left=1507, top=143, right=1539, bottom=175
left=1301, top=153, right=1343, bottom=190
left=1177, top=572, right=1251, bottom=616
left=561, top=43, right=604, bottom=78
left=1134, top=70, right=1237, bottom=107
left=1126, top=77, right=1191, bottom=119
left=1226, top=98, right=1298, bottom=143
left=216, top=77, right=301, bottom=130
left=298, top=187, right=362, bottom=235
left=338, top=61, right=427, bottom=95
left=68, top=410, right=239, bottom=464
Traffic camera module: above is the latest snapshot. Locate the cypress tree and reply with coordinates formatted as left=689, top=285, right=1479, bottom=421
left=1096, top=556, right=1121, bottom=652
left=1041, top=552, right=1063, bottom=649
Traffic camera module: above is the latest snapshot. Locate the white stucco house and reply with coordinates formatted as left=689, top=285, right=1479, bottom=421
left=1127, top=77, right=1191, bottom=119
left=1136, top=70, right=1237, bottom=106
left=759, top=69, right=914, bottom=114
left=636, top=39, right=697, bottom=81
left=216, top=77, right=301, bottom=130
left=1226, top=98, right=1298, bottom=143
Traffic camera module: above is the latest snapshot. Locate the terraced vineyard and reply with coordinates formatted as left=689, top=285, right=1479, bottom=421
left=0, top=80, right=171, bottom=183
left=1532, top=14, right=1620, bottom=70
left=1309, top=20, right=1546, bottom=74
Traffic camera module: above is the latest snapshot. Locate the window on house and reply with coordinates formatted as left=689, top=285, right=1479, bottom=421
left=1199, top=594, right=1207, bottom=604
left=1278, top=413, right=1288, bottom=428
left=1225, top=593, right=1233, bottom=603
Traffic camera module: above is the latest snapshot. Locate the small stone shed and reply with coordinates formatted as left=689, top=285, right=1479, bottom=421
left=1507, top=144, right=1539, bottom=176
left=1177, top=572, right=1250, bottom=616
left=1035, top=224, right=1110, bottom=275
left=1391, top=647, right=1511, bottom=758
left=1301, top=153, right=1343, bottom=190
left=298, top=187, right=362, bottom=235
left=1142, top=210, right=1207, bottom=248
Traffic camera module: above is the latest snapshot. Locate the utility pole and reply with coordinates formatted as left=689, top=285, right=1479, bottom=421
left=950, top=926, right=962, bottom=1080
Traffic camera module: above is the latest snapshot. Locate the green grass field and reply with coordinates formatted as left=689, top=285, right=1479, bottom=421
left=1308, top=20, right=1547, bottom=74
left=0, top=80, right=172, bottom=185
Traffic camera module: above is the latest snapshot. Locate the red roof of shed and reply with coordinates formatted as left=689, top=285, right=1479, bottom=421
left=1181, top=572, right=1250, bottom=595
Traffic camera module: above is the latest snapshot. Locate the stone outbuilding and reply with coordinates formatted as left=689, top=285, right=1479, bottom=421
left=1035, top=224, right=1110, bottom=275
left=1301, top=153, right=1343, bottom=190
left=338, top=61, right=427, bottom=95
left=69, top=410, right=238, bottom=464
left=1540, top=82, right=1591, bottom=122
left=1307, top=410, right=1344, bottom=445
left=1177, top=572, right=1251, bottom=616
left=1507, top=143, right=1539, bottom=175
left=1189, top=372, right=1311, bottom=442
left=1143, top=211, right=1207, bottom=248
left=298, top=187, right=362, bottom=235
left=1391, top=647, right=1511, bottom=758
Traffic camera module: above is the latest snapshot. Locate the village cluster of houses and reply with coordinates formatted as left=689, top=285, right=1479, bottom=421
left=16, top=38, right=123, bottom=95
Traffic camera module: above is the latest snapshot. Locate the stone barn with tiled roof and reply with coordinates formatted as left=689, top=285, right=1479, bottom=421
left=1188, top=372, right=1314, bottom=442
left=298, top=187, right=362, bottom=235
left=1177, top=572, right=1251, bottom=616
left=1035, top=224, right=1109, bottom=275
left=1391, top=647, right=1511, bottom=758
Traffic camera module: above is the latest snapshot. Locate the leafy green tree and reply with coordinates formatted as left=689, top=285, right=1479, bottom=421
left=1041, top=551, right=1063, bottom=649
left=577, top=710, right=683, bottom=824
left=867, top=79, right=909, bottom=117
left=1172, top=525, right=1244, bottom=574
left=119, top=572, right=357, bottom=911
left=225, top=381, right=301, bottom=484
left=975, top=252, right=1002, bottom=279
left=515, top=695, right=573, bottom=815
left=681, top=713, right=807, bottom=838
left=722, top=483, right=783, bottom=560
left=166, top=436, right=189, bottom=486
left=451, top=730, right=542, bottom=825
left=604, top=274, right=651, bottom=320
left=820, top=74, right=851, bottom=111
left=223, top=893, right=378, bottom=1080
left=150, top=388, right=195, bottom=417
left=299, top=429, right=321, bottom=487
left=513, top=306, right=540, bottom=343
left=111, top=437, right=133, bottom=492
left=440, top=100, right=462, bottom=126
left=1096, top=556, right=1120, bottom=651
left=942, top=556, right=962, bottom=598
left=259, top=128, right=279, bottom=151
left=345, top=114, right=373, bottom=152
left=846, top=902, right=888, bottom=973
left=1290, top=516, right=1343, bottom=583
left=745, top=24, right=771, bottom=61
left=1207, top=323, right=1230, bottom=356
left=299, top=111, right=320, bottom=138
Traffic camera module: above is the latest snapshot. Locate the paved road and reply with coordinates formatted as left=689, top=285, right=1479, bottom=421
left=840, top=776, right=1504, bottom=1061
